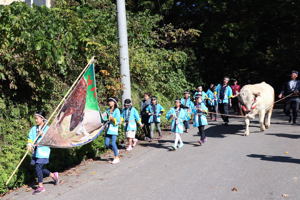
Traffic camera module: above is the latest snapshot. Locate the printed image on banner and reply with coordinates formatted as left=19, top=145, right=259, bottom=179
left=39, top=64, right=105, bottom=148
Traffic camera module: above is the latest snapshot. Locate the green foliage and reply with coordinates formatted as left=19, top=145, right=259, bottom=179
left=0, top=0, right=190, bottom=195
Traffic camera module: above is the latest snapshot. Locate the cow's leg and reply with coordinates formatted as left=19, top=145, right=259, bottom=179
left=244, top=111, right=257, bottom=136
left=259, top=110, right=266, bottom=131
left=244, top=117, right=250, bottom=136
left=265, top=107, right=273, bottom=129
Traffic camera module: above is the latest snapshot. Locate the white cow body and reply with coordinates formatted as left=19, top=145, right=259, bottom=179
left=238, top=82, right=275, bottom=136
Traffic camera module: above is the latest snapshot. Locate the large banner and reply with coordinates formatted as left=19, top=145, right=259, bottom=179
left=39, top=64, right=105, bottom=148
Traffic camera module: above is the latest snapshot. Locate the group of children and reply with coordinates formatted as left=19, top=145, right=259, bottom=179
left=27, top=78, right=237, bottom=194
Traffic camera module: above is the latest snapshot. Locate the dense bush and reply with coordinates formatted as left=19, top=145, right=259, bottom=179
left=0, top=0, right=193, bottom=194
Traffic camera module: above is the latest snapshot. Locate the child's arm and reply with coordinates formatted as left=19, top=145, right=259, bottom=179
left=159, top=105, right=165, bottom=115
left=133, top=108, right=143, bottom=126
left=166, top=109, right=174, bottom=120
left=27, top=127, right=35, bottom=152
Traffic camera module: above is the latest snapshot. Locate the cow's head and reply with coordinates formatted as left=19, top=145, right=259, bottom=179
left=238, top=89, right=260, bottom=112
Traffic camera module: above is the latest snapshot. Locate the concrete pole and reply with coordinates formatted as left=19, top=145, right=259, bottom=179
left=117, top=0, right=131, bottom=104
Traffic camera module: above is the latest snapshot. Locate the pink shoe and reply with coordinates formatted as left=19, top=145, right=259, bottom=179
left=126, top=146, right=133, bottom=151
left=52, top=172, right=59, bottom=185
left=132, top=139, right=138, bottom=147
left=198, top=140, right=202, bottom=144
left=32, top=186, right=45, bottom=195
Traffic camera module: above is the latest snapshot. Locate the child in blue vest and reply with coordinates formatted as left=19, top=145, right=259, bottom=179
left=167, top=99, right=189, bottom=150
left=146, top=96, right=165, bottom=141
left=102, top=97, right=121, bottom=164
left=121, top=99, right=143, bottom=151
left=193, top=86, right=208, bottom=102
left=180, top=91, right=194, bottom=133
left=27, top=111, right=59, bottom=194
left=206, top=83, right=218, bottom=121
left=192, top=95, right=208, bottom=144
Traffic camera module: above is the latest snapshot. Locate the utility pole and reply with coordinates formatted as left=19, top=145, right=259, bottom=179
left=117, top=0, right=131, bottom=103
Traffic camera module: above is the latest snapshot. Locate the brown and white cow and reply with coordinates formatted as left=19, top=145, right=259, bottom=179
left=238, top=82, right=275, bottom=136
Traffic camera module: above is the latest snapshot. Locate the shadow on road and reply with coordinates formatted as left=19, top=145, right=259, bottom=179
left=205, top=124, right=245, bottom=138
left=247, top=154, right=300, bottom=164
left=266, top=133, right=300, bottom=139
left=139, top=139, right=199, bottom=150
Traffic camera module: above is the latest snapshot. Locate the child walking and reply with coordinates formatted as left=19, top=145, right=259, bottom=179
left=146, top=96, right=165, bottom=141
left=167, top=99, right=189, bottom=150
left=121, top=99, right=143, bottom=151
left=192, top=95, right=209, bottom=144
left=27, top=111, right=59, bottom=195
left=180, top=91, right=194, bottom=133
left=206, top=83, right=218, bottom=121
left=103, top=97, right=121, bottom=164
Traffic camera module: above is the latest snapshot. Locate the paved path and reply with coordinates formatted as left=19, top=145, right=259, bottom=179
left=3, top=110, right=300, bottom=200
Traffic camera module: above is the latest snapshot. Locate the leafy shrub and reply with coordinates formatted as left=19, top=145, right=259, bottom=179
left=0, top=0, right=192, bottom=194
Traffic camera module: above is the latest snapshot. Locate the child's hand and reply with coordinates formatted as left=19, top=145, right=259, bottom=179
left=109, top=116, right=114, bottom=121
left=27, top=144, right=34, bottom=152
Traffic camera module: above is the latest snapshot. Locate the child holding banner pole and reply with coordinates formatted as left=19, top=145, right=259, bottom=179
left=27, top=111, right=59, bottom=194
left=103, top=97, right=121, bottom=164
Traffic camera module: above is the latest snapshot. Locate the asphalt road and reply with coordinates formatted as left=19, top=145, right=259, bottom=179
left=3, top=109, right=300, bottom=200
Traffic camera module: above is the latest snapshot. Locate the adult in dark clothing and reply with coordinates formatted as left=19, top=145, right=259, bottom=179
left=140, top=93, right=151, bottom=139
left=279, top=70, right=300, bottom=124
left=215, top=77, right=233, bottom=125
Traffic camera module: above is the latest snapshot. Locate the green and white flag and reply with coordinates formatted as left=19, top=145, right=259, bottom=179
left=39, top=64, right=105, bottom=148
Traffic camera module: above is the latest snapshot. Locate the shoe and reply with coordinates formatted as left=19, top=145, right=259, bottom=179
left=223, top=122, right=228, bottom=126
left=288, top=116, right=292, bottom=123
left=184, top=130, right=188, bottom=133
left=201, top=137, right=207, bottom=144
left=126, top=146, right=133, bottom=151
left=132, top=139, right=138, bottom=147
left=172, top=145, right=177, bottom=150
left=111, top=157, right=120, bottom=164
left=52, top=172, right=59, bottom=185
left=178, top=143, right=184, bottom=148
left=198, top=140, right=202, bottom=145
left=32, top=186, right=45, bottom=195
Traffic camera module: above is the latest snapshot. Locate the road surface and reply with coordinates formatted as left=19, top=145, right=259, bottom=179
left=3, top=110, right=300, bottom=200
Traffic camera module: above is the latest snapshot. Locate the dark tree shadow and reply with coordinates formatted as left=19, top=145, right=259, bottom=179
left=247, top=154, right=300, bottom=164
left=205, top=124, right=245, bottom=138
left=266, top=133, right=300, bottom=139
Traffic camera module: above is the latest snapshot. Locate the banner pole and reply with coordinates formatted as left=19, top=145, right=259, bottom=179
left=5, top=57, right=95, bottom=186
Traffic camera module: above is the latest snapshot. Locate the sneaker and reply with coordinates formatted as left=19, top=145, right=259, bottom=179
left=52, top=172, right=59, bottom=185
left=172, top=145, right=177, bottom=150
left=201, top=137, right=207, bottom=144
left=126, top=146, right=133, bottom=151
left=198, top=140, right=202, bottom=145
left=111, top=157, right=120, bottom=164
left=132, top=138, right=138, bottom=147
left=288, top=116, right=292, bottom=123
left=178, top=143, right=184, bottom=148
left=32, top=186, right=45, bottom=195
